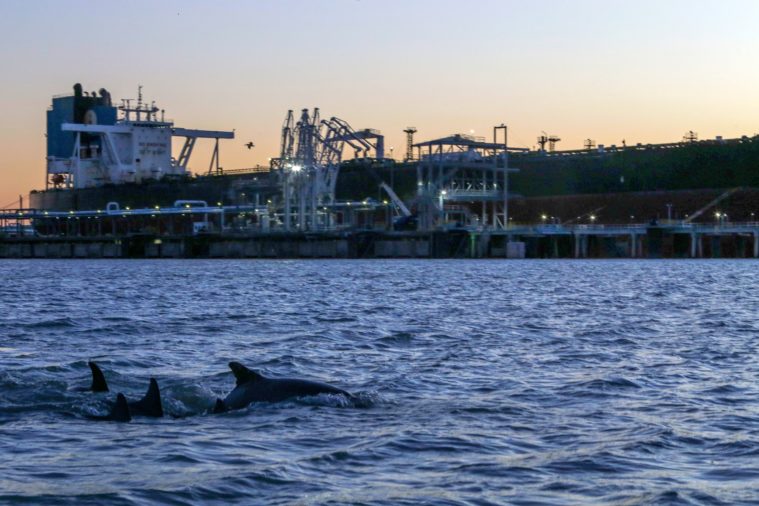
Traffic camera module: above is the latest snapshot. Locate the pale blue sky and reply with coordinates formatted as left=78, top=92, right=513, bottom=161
left=1, top=0, right=757, bottom=204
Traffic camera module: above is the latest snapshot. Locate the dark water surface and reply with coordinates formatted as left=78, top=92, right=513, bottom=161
left=1, top=259, right=759, bottom=505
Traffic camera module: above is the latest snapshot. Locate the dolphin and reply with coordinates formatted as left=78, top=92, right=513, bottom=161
left=87, top=393, right=132, bottom=422
left=127, top=378, right=164, bottom=417
left=87, top=362, right=164, bottom=417
left=213, top=361, right=352, bottom=413
left=89, top=361, right=109, bottom=392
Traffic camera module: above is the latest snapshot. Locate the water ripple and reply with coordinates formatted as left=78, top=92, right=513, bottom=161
left=1, top=259, right=759, bottom=504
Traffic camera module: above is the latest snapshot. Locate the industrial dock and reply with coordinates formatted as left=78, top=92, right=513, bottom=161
left=3, top=83, right=759, bottom=259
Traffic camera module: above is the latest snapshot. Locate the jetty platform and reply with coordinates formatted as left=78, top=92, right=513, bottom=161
left=1, top=206, right=758, bottom=259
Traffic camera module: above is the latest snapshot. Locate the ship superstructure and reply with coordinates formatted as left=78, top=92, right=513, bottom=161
left=45, top=83, right=233, bottom=189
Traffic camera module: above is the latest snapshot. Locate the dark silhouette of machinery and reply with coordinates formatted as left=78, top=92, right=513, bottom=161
left=538, top=132, right=561, bottom=152
left=403, top=127, right=417, bottom=161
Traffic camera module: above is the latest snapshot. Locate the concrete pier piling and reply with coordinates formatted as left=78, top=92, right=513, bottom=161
left=3, top=224, right=759, bottom=259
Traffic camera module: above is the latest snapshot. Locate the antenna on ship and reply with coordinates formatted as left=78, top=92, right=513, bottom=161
left=683, top=130, right=698, bottom=143
left=136, top=85, right=143, bottom=121
left=584, top=138, right=596, bottom=150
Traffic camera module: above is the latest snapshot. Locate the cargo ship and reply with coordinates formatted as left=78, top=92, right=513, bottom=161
left=27, top=83, right=759, bottom=226
left=32, top=83, right=251, bottom=211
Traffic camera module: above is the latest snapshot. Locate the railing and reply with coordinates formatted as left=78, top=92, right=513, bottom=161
left=444, top=189, right=501, bottom=198
left=212, top=166, right=270, bottom=175
left=503, top=222, right=759, bottom=235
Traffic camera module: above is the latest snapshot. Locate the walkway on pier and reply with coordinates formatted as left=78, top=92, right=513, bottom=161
left=501, top=222, right=759, bottom=258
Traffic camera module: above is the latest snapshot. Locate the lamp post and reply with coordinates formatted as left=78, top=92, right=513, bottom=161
left=493, top=123, right=508, bottom=230
left=439, top=190, right=447, bottom=225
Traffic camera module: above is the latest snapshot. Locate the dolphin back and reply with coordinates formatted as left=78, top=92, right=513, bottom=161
left=228, top=362, right=264, bottom=386
left=87, top=392, right=131, bottom=422
left=110, top=393, right=132, bottom=422
left=213, top=398, right=226, bottom=414
left=276, top=378, right=351, bottom=399
left=129, top=378, right=163, bottom=417
left=221, top=377, right=351, bottom=410
left=89, top=361, right=109, bottom=392
left=218, top=362, right=352, bottom=413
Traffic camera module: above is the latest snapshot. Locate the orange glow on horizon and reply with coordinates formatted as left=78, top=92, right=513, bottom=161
left=1, top=1, right=758, bottom=206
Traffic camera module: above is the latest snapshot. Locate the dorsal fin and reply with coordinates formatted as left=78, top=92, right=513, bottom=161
left=110, top=393, right=131, bottom=422
left=228, top=362, right=263, bottom=386
left=131, top=378, right=163, bottom=417
left=89, top=361, right=109, bottom=392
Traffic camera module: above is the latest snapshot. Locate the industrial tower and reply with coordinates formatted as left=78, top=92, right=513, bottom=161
left=537, top=132, right=561, bottom=152
left=403, top=127, right=417, bottom=161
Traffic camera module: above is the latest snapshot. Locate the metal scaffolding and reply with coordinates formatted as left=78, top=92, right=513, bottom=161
left=271, top=108, right=385, bottom=231
left=413, top=129, right=526, bottom=230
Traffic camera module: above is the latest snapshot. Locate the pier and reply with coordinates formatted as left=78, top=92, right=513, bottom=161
left=2, top=205, right=759, bottom=259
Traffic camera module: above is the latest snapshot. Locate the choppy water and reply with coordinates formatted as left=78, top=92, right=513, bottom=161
left=1, top=259, right=759, bottom=505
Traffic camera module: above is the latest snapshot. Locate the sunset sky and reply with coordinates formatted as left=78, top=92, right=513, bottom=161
left=1, top=0, right=758, bottom=207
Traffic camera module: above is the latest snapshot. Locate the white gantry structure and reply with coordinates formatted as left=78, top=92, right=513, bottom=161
left=272, top=108, right=384, bottom=231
